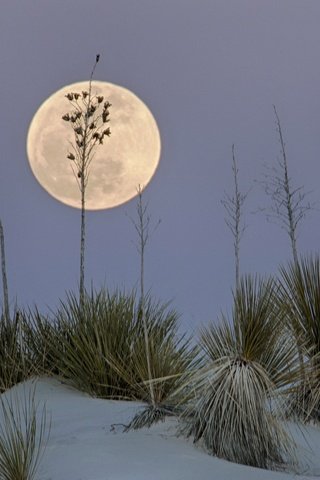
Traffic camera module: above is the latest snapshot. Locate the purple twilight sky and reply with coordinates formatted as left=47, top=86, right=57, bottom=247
left=1, top=0, right=320, bottom=332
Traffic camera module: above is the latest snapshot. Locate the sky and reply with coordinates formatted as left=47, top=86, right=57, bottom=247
left=0, top=0, right=320, bottom=333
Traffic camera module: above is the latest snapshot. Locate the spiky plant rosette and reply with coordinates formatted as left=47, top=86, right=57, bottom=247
left=182, top=276, right=298, bottom=470
left=278, top=255, right=320, bottom=422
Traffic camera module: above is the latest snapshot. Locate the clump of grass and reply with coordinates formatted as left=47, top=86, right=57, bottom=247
left=0, top=383, right=50, bottom=480
left=278, top=255, right=320, bottom=423
left=181, top=276, right=298, bottom=470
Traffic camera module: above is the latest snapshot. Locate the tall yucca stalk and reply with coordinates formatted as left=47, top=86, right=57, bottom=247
left=221, top=145, right=248, bottom=290
left=62, top=55, right=111, bottom=308
left=260, top=107, right=312, bottom=265
left=183, top=276, right=298, bottom=469
left=0, top=220, right=10, bottom=323
left=278, top=255, right=320, bottom=422
left=134, top=186, right=156, bottom=407
left=127, top=186, right=161, bottom=419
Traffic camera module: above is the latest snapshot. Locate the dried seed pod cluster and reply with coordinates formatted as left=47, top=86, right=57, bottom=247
left=62, top=89, right=112, bottom=181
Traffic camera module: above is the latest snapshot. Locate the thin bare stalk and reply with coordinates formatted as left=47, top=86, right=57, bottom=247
left=274, top=107, right=298, bottom=264
left=128, top=186, right=161, bottom=407
left=259, top=106, right=313, bottom=383
left=137, top=186, right=154, bottom=406
left=79, top=177, right=85, bottom=309
left=221, top=145, right=248, bottom=290
left=0, top=220, right=10, bottom=322
left=260, top=106, right=312, bottom=265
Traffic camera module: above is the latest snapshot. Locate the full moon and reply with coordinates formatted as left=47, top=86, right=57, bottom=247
left=27, top=81, right=161, bottom=210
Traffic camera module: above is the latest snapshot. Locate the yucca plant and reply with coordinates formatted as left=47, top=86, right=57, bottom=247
left=278, top=255, right=320, bottom=422
left=182, top=275, right=298, bottom=470
left=106, top=296, right=199, bottom=429
left=0, top=385, right=50, bottom=480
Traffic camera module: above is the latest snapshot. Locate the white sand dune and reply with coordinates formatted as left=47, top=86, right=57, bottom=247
left=2, top=377, right=320, bottom=480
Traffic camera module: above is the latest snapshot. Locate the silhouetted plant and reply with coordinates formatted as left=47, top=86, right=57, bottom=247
left=62, top=55, right=111, bottom=308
